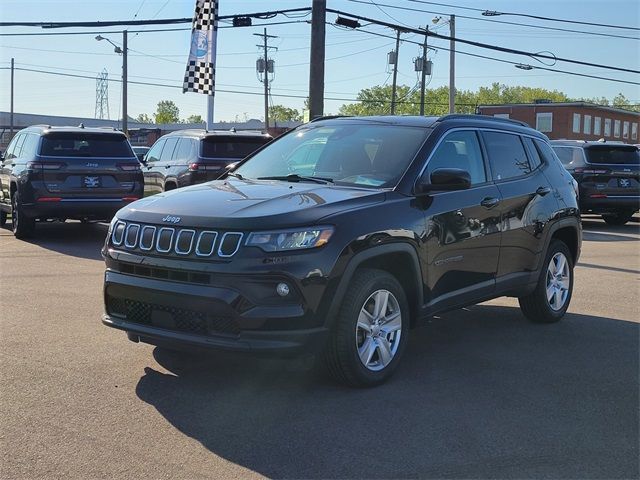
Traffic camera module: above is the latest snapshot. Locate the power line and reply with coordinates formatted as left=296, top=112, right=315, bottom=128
left=402, top=0, right=640, bottom=31
left=346, top=0, right=639, bottom=40
left=326, top=8, right=640, bottom=74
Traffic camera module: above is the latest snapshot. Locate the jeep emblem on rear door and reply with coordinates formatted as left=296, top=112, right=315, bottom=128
left=162, top=215, right=181, bottom=224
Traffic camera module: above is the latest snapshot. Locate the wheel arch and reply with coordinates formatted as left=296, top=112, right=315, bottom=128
left=326, top=243, right=424, bottom=328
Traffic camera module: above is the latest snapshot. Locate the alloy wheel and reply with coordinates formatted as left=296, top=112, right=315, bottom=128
left=355, top=289, right=402, bottom=371
left=546, top=252, right=570, bottom=311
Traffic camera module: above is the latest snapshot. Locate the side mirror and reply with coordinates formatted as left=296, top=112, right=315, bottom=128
left=416, top=168, right=471, bottom=194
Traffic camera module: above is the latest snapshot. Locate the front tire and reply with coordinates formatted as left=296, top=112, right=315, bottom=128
left=602, top=209, right=634, bottom=226
left=11, top=190, right=36, bottom=239
left=519, top=240, right=574, bottom=323
left=322, top=268, right=410, bottom=387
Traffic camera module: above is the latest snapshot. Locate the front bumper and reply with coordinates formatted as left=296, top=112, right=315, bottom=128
left=103, top=270, right=329, bottom=355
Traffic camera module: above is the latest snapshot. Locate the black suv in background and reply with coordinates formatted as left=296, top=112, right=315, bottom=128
left=551, top=140, right=639, bottom=225
left=141, top=129, right=271, bottom=195
left=0, top=125, right=143, bottom=238
left=103, top=115, right=581, bottom=387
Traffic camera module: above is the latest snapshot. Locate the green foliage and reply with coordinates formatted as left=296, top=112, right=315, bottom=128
left=135, top=113, right=153, bottom=123
left=185, top=114, right=205, bottom=124
left=269, top=105, right=302, bottom=122
left=154, top=100, right=180, bottom=124
left=338, top=82, right=574, bottom=116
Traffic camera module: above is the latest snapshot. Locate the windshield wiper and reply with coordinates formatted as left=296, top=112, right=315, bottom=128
left=226, top=171, right=245, bottom=180
left=257, top=174, right=334, bottom=184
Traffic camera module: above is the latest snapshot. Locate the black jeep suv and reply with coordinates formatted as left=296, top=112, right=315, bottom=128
left=550, top=140, right=639, bottom=225
left=102, top=115, right=581, bottom=387
left=141, top=129, right=271, bottom=195
left=0, top=125, right=143, bottom=238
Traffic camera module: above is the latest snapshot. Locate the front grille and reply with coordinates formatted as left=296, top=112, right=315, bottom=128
left=111, top=221, right=243, bottom=259
left=107, top=295, right=240, bottom=336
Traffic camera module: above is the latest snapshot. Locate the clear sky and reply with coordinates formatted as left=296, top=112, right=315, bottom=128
left=1, top=0, right=638, bottom=122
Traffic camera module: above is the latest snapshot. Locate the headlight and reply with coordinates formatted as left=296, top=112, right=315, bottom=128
left=246, top=226, right=334, bottom=252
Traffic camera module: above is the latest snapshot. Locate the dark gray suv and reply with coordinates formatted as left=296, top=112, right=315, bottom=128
left=0, top=125, right=143, bottom=238
left=141, top=129, right=271, bottom=195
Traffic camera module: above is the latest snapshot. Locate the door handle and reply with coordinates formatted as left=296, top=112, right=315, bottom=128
left=480, top=197, right=500, bottom=208
left=536, top=186, right=551, bottom=196
left=165, top=165, right=171, bottom=169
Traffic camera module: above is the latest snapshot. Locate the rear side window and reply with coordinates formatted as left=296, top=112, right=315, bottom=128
left=522, top=137, right=542, bottom=169
left=201, top=136, right=269, bottom=159
left=482, top=131, right=531, bottom=180
left=20, top=134, right=40, bottom=158
left=174, top=138, right=195, bottom=162
left=5, top=134, right=24, bottom=160
left=159, top=137, right=179, bottom=161
left=40, top=133, right=133, bottom=158
left=585, top=146, right=640, bottom=165
left=551, top=146, right=584, bottom=167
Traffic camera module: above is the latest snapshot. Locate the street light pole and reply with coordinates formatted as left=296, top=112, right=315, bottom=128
left=122, top=30, right=128, bottom=136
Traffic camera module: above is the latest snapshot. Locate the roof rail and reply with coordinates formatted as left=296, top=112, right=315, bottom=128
left=309, top=115, right=351, bottom=123
left=437, top=114, right=530, bottom=128
left=31, top=124, right=52, bottom=129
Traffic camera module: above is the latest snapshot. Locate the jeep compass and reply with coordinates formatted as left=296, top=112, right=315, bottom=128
left=102, top=115, right=581, bottom=387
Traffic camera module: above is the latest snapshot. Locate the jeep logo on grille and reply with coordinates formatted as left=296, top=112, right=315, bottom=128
left=162, top=215, right=181, bottom=224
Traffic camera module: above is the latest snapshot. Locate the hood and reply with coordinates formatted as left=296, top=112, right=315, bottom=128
left=118, top=179, right=385, bottom=229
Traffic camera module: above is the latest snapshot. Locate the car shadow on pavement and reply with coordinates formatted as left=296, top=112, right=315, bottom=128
left=135, top=305, right=639, bottom=479
left=1, top=221, right=107, bottom=260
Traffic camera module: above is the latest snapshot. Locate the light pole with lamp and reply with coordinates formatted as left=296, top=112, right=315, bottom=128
left=96, top=31, right=128, bottom=136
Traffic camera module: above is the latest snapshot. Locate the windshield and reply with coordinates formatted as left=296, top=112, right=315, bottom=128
left=40, top=132, right=133, bottom=158
left=201, top=136, right=270, bottom=159
left=234, top=123, right=428, bottom=188
left=585, top=146, right=640, bottom=165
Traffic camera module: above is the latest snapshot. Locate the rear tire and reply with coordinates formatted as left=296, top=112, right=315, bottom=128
left=602, top=209, right=634, bottom=226
left=11, top=190, right=36, bottom=239
left=519, top=240, right=573, bottom=323
left=322, top=268, right=410, bottom=388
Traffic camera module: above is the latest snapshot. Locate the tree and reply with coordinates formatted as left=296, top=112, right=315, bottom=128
left=612, top=93, right=640, bottom=112
left=185, top=114, right=205, bottom=124
left=269, top=105, right=302, bottom=122
left=135, top=113, right=153, bottom=123
left=155, top=100, right=180, bottom=124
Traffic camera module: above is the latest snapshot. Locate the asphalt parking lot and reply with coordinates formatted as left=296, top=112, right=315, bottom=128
left=1, top=216, right=638, bottom=479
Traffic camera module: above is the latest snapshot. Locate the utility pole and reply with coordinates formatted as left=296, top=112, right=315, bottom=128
left=419, top=27, right=428, bottom=116
left=449, top=15, right=455, bottom=114
left=122, top=30, right=128, bottom=136
left=10, top=58, right=14, bottom=137
left=390, top=29, right=401, bottom=115
left=254, top=28, right=277, bottom=131
left=308, top=0, right=326, bottom=120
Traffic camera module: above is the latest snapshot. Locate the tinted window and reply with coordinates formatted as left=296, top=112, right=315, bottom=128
left=551, top=146, right=584, bottom=167
left=522, top=137, right=542, bottom=169
left=427, top=130, right=486, bottom=185
left=5, top=134, right=23, bottom=160
left=20, top=134, right=40, bottom=158
left=159, top=137, right=179, bottom=161
left=536, top=140, right=564, bottom=167
left=235, top=124, right=428, bottom=188
left=40, top=133, right=133, bottom=158
left=146, top=139, right=164, bottom=163
left=202, top=136, right=270, bottom=159
left=483, top=131, right=531, bottom=180
left=174, top=138, right=195, bottom=162
left=585, top=146, right=640, bottom=165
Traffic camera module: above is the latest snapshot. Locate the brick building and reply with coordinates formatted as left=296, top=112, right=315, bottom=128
left=477, top=102, right=639, bottom=143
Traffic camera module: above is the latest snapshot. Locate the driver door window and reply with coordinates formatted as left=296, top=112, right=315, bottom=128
left=426, top=130, right=487, bottom=185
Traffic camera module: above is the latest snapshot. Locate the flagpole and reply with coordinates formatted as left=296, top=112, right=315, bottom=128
left=207, top=95, right=214, bottom=128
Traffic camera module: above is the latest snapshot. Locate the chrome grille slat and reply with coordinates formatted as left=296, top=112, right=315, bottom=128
left=112, top=222, right=242, bottom=259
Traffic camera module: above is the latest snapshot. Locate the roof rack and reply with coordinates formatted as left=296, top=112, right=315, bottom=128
left=437, top=114, right=530, bottom=128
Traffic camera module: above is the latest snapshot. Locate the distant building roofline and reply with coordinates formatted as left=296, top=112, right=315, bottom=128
left=477, top=102, right=640, bottom=117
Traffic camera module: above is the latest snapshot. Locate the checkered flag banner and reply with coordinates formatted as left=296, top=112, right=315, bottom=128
left=183, top=0, right=218, bottom=95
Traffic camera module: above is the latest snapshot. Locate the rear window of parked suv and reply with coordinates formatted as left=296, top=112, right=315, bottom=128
left=201, top=136, right=270, bottom=159
left=40, top=132, right=133, bottom=158
left=584, top=145, right=639, bottom=165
